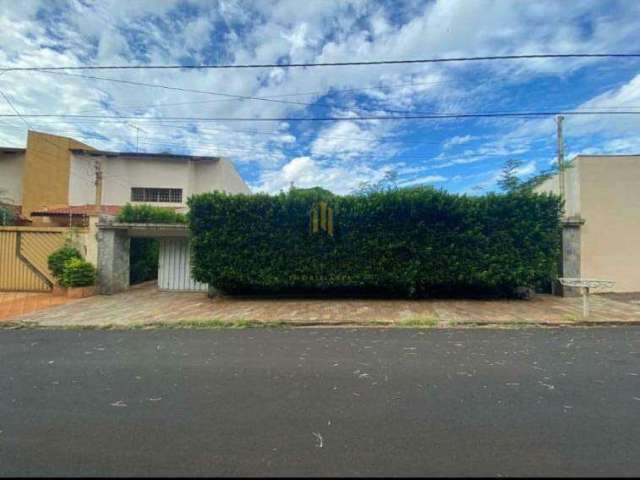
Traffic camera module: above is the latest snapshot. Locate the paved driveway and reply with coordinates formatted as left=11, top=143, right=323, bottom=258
left=5, top=282, right=640, bottom=327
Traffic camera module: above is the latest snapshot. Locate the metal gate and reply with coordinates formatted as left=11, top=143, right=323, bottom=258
left=158, top=238, right=207, bottom=292
left=0, top=227, right=67, bottom=291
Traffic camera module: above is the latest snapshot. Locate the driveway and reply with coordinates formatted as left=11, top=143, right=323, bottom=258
left=1, top=328, right=640, bottom=476
left=5, top=282, right=640, bottom=327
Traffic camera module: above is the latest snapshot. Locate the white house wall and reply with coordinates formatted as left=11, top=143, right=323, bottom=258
left=103, top=155, right=192, bottom=208
left=0, top=152, right=25, bottom=205
left=68, top=153, right=250, bottom=208
left=69, top=154, right=97, bottom=205
left=194, top=158, right=252, bottom=195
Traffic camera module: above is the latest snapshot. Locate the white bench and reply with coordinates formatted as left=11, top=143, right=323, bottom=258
left=558, top=278, right=615, bottom=318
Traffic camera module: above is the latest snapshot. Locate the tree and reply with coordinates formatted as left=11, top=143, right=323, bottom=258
left=355, top=169, right=399, bottom=195
left=498, top=159, right=524, bottom=193
left=520, top=159, right=573, bottom=192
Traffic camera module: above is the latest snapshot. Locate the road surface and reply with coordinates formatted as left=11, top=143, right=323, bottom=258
left=1, top=328, right=639, bottom=476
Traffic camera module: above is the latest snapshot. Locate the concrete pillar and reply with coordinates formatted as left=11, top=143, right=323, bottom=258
left=558, top=217, right=584, bottom=297
left=97, top=221, right=130, bottom=295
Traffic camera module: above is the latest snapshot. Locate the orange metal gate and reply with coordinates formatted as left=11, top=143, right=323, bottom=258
left=0, top=227, right=68, bottom=291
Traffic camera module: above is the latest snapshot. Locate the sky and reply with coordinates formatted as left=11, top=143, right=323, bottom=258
left=1, top=0, right=640, bottom=195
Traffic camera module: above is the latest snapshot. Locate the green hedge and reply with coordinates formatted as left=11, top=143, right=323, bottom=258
left=48, top=244, right=82, bottom=282
left=61, top=258, right=96, bottom=287
left=117, top=203, right=186, bottom=224
left=188, top=188, right=562, bottom=297
left=130, top=238, right=159, bottom=285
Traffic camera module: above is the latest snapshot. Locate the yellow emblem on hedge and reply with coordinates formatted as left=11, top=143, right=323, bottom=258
left=310, top=201, right=334, bottom=236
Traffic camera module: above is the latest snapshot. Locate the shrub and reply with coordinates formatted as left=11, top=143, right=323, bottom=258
left=61, top=258, right=96, bottom=287
left=0, top=206, right=15, bottom=226
left=48, top=244, right=82, bottom=282
left=188, top=188, right=562, bottom=297
left=117, top=203, right=186, bottom=224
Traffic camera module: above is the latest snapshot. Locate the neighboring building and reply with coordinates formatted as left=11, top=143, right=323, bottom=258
left=535, top=155, right=640, bottom=293
left=1, top=130, right=251, bottom=292
left=0, top=130, right=250, bottom=223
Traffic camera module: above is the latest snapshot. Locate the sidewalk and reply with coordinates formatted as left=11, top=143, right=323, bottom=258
left=3, top=282, right=640, bottom=328
left=0, top=292, right=73, bottom=322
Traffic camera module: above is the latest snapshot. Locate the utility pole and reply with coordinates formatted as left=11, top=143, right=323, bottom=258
left=94, top=158, right=103, bottom=210
left=556, top=115, right=565, bottom=197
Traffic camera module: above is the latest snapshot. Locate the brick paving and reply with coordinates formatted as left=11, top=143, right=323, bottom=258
left=3, top=282, right=640, bottom=327
left=0, top=291, right=73, bottom=322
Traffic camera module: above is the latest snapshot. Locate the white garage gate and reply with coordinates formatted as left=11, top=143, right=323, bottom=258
left=158, top=238, right=208, bottom=292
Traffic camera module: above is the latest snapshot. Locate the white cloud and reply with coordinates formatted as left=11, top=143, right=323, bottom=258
left=254, top=156, right=387, bottom=194
left=311, top=121, right=386, bottom=160
left=443, top=134, right=476, bottom=149
left=0, top=0, right=639, bottom=193
left=399, top=175, right=447, bottom=187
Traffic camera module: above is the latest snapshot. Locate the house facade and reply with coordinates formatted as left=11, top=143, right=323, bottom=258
left=0, top=130, right=250, bottom=220
left=535, top=154, right=640, bottom=293
left=1, top=130, right=251, bottom=293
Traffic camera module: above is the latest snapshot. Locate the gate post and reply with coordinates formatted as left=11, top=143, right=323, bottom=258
left=97, top=216, right=130, bottom=295
left=557, top=216, right=584, bottom=297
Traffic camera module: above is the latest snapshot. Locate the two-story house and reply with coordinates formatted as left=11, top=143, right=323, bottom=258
left=1, top=130, right=250, bottom=292
left=0, top=130, right=250, bottom=224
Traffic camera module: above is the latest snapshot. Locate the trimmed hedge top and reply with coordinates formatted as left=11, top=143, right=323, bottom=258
left=188, top=187, right=562, bottom=297
left=117, top=203, right=186, bottom=224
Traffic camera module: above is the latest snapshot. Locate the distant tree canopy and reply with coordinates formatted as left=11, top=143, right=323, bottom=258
left=355, top=169, right=398, bottom=195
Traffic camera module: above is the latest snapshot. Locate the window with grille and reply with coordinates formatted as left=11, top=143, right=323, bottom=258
left=131, top=188, right=183, bottom=203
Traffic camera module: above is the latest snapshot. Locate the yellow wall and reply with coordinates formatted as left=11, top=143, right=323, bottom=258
left=21, top=131, right=94, bottom=218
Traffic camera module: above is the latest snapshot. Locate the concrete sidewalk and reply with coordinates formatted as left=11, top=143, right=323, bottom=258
left=3, top=282, right=640, bottom=328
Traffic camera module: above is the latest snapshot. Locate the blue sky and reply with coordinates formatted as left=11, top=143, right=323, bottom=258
left=1, top=0, right=640, bottom=194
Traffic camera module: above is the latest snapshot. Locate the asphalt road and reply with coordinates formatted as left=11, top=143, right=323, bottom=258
left=1, top=327, right=639, bottom=477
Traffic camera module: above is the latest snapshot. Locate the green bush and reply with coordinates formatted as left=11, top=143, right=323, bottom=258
left=117, top=203, right=186, bottom=224
left=130, top=238, right=159, bottom=285
left=0, top=206, right=15, bottom=226
left=188, top=188, right=562, bottom=297
left=61, top=258, right=96, bottom=287
left=48, top=244, right=82, bottom=282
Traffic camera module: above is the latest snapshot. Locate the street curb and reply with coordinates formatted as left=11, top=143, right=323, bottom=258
left=2, top=319, right=640, bottom=330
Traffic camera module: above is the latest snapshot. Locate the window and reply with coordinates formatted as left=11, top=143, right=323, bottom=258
left=131, top=188, right=183, bottom=203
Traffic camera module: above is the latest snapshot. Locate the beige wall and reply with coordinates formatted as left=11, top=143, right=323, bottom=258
left=193, top=158, right=252, bottom=195
left=0, top=151, right=24, bottom=205
left=578, top=156, right=640, bottom=292
left=535, top=161, right=581, bottom=217
left=69, top=153, right=251, bottom=209
left=536, top=155, right=640, bottom=292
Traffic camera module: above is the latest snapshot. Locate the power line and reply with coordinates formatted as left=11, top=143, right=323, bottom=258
left=0, top=89, right=31, bottom=129
left=27, top=70, right=455, bottom=117
left=2, top=53, right=639, bottom=72
left=2, top=110, right=640, bottom=123
left=67, top=79, right=452, bottom=115
left=33, top=70, right=315, bottom=109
